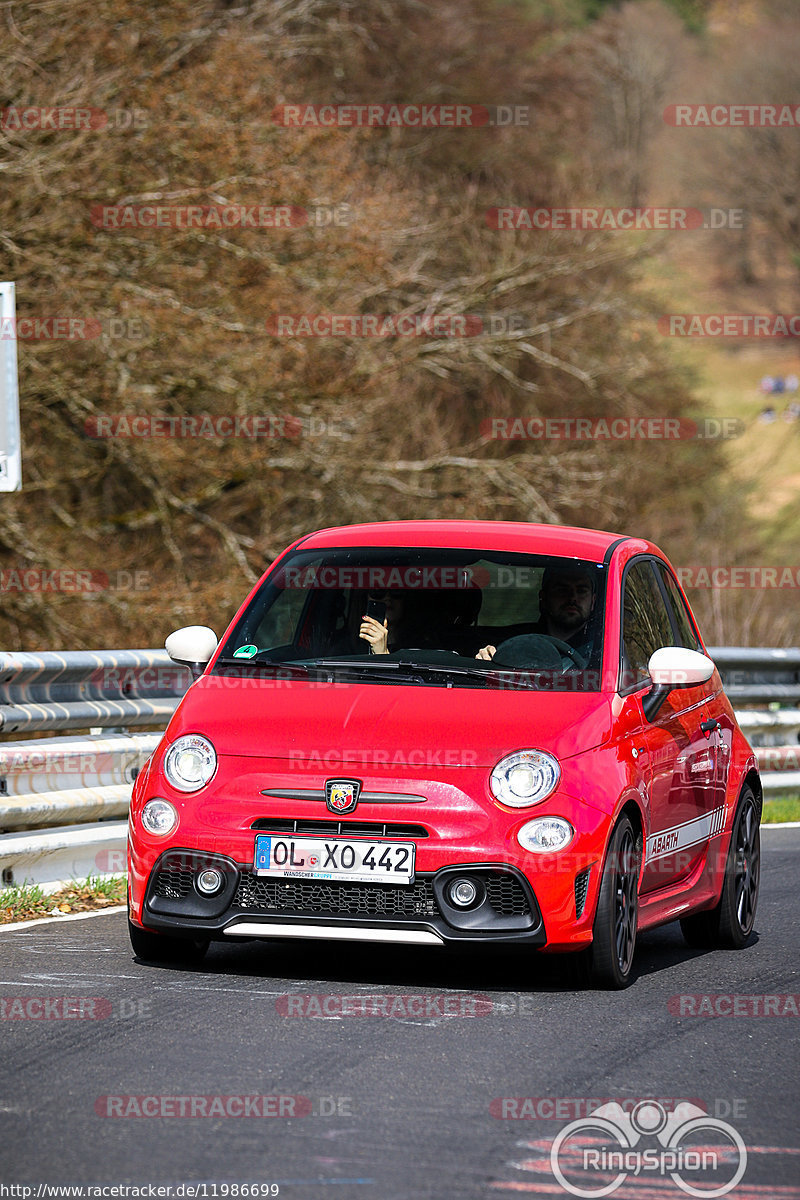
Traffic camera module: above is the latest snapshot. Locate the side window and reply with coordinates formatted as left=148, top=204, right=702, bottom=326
left=655, top=563, right=701, bottom=650
left=621, top=560, right=675, bottom=687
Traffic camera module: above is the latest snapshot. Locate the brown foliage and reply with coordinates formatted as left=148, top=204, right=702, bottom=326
left=0, top=0, right=750, bottom=650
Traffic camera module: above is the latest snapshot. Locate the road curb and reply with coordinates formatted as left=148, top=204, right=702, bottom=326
left=0, top=904, right=127, bottom=932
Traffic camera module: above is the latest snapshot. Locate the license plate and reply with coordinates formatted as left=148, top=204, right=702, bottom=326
left=253, top=835, right=415, bottom=885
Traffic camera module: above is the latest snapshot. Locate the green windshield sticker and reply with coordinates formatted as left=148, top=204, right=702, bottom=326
left=233, top=644, right=258, bottom=658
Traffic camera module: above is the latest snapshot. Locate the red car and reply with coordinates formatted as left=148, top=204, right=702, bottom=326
left=127, top=521, right=761, bottom=988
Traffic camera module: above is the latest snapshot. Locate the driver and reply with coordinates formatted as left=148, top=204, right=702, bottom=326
left=476, top=564, right=597, bottom=662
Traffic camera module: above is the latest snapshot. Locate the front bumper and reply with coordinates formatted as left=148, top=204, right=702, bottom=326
left=135, top=848, right=548, bottom=947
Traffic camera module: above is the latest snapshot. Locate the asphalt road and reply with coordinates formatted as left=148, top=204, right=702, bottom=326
left=1, top=827, right=799, bottom=1200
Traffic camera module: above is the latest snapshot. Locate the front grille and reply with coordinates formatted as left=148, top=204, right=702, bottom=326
left=235, top=873, right=438, bottom=918
left=574, top=867, right=591, bottom=918
left=152, top=866, right=194, bottom=900
left=251, top=818, right=428, bottom=839
left=485, top=873, right=531, bottom=917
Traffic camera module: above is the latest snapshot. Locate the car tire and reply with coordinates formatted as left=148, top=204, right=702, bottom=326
left=579, top=815, right=641, bottom=989
left=128, top=918, right=209, bottom=965
left=680, top=786, right=760, bottom=950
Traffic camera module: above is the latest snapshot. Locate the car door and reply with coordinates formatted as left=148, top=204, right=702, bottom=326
left=654, top=561, right=730, bottom=817
left=619, top=558, right=723, bottom=896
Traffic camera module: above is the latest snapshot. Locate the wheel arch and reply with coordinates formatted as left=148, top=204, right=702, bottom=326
left=743, top=768, right=763, bottom=816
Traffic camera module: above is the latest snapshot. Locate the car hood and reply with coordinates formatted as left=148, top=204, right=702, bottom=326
left=165, top=674, right=616, bottom=768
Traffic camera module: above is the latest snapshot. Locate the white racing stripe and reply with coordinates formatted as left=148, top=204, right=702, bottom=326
left=646, top=805, right=726, bottom=863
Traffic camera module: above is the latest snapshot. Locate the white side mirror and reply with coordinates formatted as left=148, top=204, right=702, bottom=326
left=165, top=626, right=218, bottom=677
left=647, top=646, right=715, bottom=687
left=643, top=647, right=715, bottom=720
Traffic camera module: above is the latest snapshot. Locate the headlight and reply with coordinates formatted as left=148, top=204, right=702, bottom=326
left=490, top=750, right=560, bottom=808
left=141, top=798, right=178, bottom=836
left=163, top=734, right=217, bottom=792
left=518, top=817, right=574, bottom=853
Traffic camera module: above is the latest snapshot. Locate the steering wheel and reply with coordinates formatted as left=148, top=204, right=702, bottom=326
left=544, top=636, right=588, bottom=670
left=491, top=633, right=587, bottom=671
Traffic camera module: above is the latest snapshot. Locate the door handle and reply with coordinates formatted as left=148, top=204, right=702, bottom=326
left=700, top=718, right=720, bottom=735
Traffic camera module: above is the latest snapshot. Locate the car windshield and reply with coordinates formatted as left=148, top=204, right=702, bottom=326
left=214, top=546, right=607, bottom=690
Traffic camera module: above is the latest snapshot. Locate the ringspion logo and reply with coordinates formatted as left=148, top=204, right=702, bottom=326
left=549, top=1100, right=747, bottom=1197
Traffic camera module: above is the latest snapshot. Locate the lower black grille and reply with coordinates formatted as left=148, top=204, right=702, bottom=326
left=152, top=866, right=194, bottom=900
left=574, top=867, right=591, bottom=918
left=485, top=873, right=531, bottom=917
left=235, top=874, right=438, bottom=918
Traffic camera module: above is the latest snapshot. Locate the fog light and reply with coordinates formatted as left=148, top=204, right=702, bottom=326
left=449, top=878, right=479, bottom=908
left=518, top=816, right=574, bottom=853
left=141, top=798, right=178, bottom=836
left=196, top=868, right=224, bottom=896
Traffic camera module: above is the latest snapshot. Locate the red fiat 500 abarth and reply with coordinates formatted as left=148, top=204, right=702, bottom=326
left=128, top=521, right=761, bottom=987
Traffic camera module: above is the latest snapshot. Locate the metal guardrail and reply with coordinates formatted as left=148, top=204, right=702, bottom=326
left=707, top=646, right=800, bottom=705
left=0, top=649, right=190, bottom=733
left=0, top=650, right=190, bottom=890
left=0, top=646, right=797, bottom=892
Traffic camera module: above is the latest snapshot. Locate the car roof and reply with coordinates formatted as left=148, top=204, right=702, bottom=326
left=293, top=520, right=637, bottom=560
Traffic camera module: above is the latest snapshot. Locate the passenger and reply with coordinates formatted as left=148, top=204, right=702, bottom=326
left=359, top=587, right=471, bottom=654
left=359, top=591, right=425, bottom=654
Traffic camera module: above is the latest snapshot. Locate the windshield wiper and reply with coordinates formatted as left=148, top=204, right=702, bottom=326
left=215, top=656, right=539, bottom=689
left=214, top=657, right=314, bottom=677
left=400, top=661, right=540, bottom=689
left=314, top=657, right=539, bottom=689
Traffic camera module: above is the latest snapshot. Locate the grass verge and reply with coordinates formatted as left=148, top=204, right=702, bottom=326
left=0, top=874, right=126, bottom=924
left=762, top=796, right=800, bottom=824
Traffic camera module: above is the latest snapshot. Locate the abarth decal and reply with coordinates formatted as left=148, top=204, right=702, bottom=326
left=646, top=805, right=726, bottom=863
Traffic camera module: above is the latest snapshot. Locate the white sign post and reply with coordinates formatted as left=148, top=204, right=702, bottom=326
left=0, top=281, right=22, bottom=491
